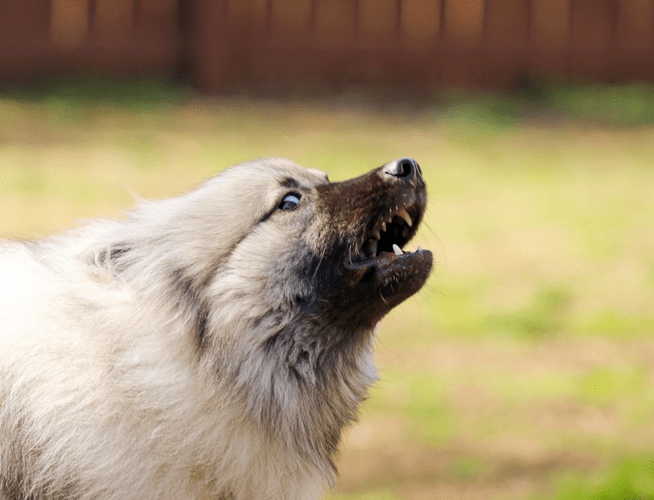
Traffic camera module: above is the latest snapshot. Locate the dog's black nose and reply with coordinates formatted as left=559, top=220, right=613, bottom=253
left=383, top=158, right=422, bottom=182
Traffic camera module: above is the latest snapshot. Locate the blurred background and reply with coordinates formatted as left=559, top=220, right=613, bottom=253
left=1, top=1, right=654, bottom=499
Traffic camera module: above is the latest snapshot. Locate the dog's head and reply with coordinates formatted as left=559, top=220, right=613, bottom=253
left=96, top=157, right=431, bottom=349
left=267, top=157, right=433, bottom=332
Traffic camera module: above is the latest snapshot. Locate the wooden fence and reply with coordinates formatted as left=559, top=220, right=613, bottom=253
left=1, top=0, right=654, bottom=92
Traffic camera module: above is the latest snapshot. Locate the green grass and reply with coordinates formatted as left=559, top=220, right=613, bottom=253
left=540, top=455, right=654, bottom=500
left=2, top=79, right=654, bottom=499
left=1, top=76, right=187, bottom=111
left=436, top=80, right=654, bottom=127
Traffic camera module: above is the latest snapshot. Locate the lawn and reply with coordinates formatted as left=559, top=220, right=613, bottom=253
left=1, top=81, right=653, bottom=499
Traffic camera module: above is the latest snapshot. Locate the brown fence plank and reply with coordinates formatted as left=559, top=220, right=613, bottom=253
left=483, top=0, right=530, bottom=88
left=400, top=0, right=441, bottom=45
left=485, top=0, right=529, bottom=47
left=442, top=0, right=484, bottom=89
left=228, top=0, right=268, bottom=30
left=444, top=0, right=485, bottom=47
left=95, top=0, right=133, bottom=42
left=192, top=0, right=229, bottom=90
left=483, top=52, right=529, bottom=88
left=528, top=50, right=569, bottom=80
left=271, top=0, right=312, bottom=37
left=358, top=0, right=398, bottom=43
left=51, top=0, right=89, bottom=48
left=133, top=0, right=178, bottom=74
left=570, top=0, right=618, bottom=80
left=617, top=0, right=654, bottom=46
left=611, top=48, right=654, bottom=81
left=531, top=0, right=570, bottom=48
left=0, top=0, right=51, bottom=78
left=441, top=50, right=484, bottom=87
left=314, top=0, right=357, bottom=46
left=91, top=0, right=134, bottom=74
left=2, top=0, right=51, bottom=45
left=571, top=0, right=617, bottom=48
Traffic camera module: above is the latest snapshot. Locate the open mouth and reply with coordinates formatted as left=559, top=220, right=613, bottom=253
left=344, top=202, right=426, bottom=270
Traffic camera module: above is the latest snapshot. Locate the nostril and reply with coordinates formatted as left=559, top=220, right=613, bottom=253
left=396, top=158, right=416, bottom=178
left=385, top=158, right=419, bottom=180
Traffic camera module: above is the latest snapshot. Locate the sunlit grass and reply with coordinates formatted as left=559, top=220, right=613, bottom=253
left=2, top=80, right=654, bottom=499
left=538, top=455, right=654, bottom=500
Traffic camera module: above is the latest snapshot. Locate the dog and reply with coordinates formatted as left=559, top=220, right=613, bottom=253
left=0, top=157, right=432, bottom=500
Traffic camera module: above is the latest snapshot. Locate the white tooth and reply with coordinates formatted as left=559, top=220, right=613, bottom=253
left=417, top=245, right=422, bottom=251
left=386, top=215, right=393, bottom=224
left=373, top=229, right=381, bottom=240
left=392, top=244, right=403, bottom=256
left=380, top=222, right=386, bottom=233
left=397, top=208, right=413, bottom=227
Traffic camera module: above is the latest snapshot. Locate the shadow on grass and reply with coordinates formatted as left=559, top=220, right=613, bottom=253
left=5, top=76, right=654, bottom=127
left=0, top=75, right=189, bottom=111
left=435, top=79, right=654, bottom=129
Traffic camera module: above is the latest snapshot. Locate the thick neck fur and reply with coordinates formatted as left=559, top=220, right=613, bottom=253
left=81, top=214, right=379, bottom=497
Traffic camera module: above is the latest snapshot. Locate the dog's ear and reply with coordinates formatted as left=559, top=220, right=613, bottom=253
left=83, top=243, right=130, bottom=280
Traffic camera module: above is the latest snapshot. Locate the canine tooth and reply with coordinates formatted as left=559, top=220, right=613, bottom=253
left=397, top=208, right=413, bottom=227
left=373, top=229, right=381, bottom=240
left=380, top=222, right=386, bottom=233
left=392, top=244, right=403, bottom=256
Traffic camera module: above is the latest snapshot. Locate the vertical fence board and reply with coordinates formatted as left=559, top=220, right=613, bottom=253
left=530, top=0, right=570, bottom=80
left=442, top=0, right=484, bottom=88
left=570, top=0, right=618, bottom=80
left=483, top=0, right=530, bottom=87
left=358, top=0, right=397, bottom=43
left=571, top=0, right=616, bottom=48
left=193, top=0, right=229, bottom=90
left=486, top=0, right=529, bottom=47
left=617, top=0, right=654, bottom=46
left=95, top=0, right=133, bottom=42
left=0, top=0, right=51, bottom=78
left=51, top=0, right=89, bottom=48
left=441, top=50, right=484, bottom=87
left=614, top=0, right=654, bottom=81
left=133, top=0, right=178, bottom=74
left=444, top=0, right=485, bottom=46
left=2, top=0, right=51, bottom=45
left=93, top=0, right=134, bottom=74
left=228, top=0, right=268, bottom=30
left=531, top=0, right=570, bottom=47
left=314, top=0, right=356, bottom=46
left=271, top=0, right=312, bottom=37
left=400, top=0, right=440, bottom=45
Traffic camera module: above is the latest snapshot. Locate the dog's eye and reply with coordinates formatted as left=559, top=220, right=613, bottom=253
left=279, top=193, right=301, bottom=211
